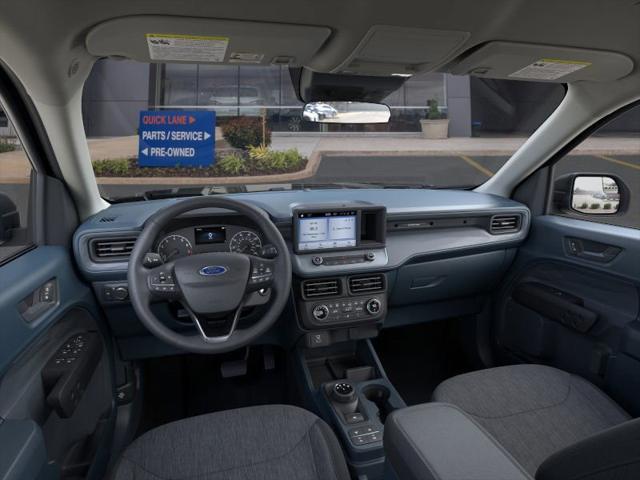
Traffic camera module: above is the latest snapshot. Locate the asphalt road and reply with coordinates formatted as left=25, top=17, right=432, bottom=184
left=2, top=154, right=638, bottom=229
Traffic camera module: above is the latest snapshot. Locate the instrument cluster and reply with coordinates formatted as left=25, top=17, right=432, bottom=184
left=155, top=224, right=263, bottom=262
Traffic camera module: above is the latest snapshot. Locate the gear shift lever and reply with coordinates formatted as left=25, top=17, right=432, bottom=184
left=331, top=381, right=357, bottom=404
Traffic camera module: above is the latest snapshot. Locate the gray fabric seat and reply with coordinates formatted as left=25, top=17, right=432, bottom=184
left=433, top=364, right=630, bottom=476
left=112, top=404, right=351, bottom=480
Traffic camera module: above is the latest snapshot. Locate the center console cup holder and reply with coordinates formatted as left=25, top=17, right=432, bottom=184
left=362, top=384, right=394, bottom=423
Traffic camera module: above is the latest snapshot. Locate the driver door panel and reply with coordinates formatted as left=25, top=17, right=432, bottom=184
left=0, top=246, right=115, bottom=480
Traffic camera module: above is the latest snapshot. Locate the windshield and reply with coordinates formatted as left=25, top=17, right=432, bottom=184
left=83, top=60, right=567, bottom=201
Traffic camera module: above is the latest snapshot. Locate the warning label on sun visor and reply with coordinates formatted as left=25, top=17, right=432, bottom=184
left=509, top=59, right=591, bottom=80
left=146, top=34, right=229, bottom=62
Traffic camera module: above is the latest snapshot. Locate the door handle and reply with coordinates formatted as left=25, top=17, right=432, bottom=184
left=565, top=237, right=621, bottom=263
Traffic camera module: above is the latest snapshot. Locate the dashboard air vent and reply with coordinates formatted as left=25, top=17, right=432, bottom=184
left=490, top=214, right=521, bottom=234
left=91, top=236, right=137, bottom=261
left=349, top=274, right=385, bottom=294
left=302, top=279, right=341, bottom=299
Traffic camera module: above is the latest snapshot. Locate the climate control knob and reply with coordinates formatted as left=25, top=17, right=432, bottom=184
left=366, top=298, right=382, bottom=315
left=312, top=305, right=330, bottom=321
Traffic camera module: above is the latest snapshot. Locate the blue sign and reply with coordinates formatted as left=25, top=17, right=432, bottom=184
left=138, top=110, right=215, bottom=167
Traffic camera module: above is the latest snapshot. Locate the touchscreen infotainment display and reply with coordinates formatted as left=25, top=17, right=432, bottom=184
left=296, top=211, right=357, bottom=251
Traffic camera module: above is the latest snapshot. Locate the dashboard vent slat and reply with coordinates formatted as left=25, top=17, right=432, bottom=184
left=490, top=214, right=521, bottom=234
left=349, top=274, right=385, bottom=294
left=302, top=279, right=341, bottom=299
left=91, top=237, right=137, bottom=261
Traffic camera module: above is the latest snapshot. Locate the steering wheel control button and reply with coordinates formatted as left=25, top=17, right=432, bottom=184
left=149, top=270, right=178, bottom=295
left=249, top=259, right=275, bottom=288
left=312, top=304, right=330, bottom=321
left=306, top=331, right=330, bottom=348
left=366, top=298, right=382, bottom=315
left=312, top=256, right=324, bottom=266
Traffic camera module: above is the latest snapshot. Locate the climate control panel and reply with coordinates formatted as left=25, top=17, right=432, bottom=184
left=297, top=273, right=387, bottom=329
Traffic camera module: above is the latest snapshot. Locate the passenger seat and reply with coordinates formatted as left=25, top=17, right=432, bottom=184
left=384, top=364, right=640, bottom=479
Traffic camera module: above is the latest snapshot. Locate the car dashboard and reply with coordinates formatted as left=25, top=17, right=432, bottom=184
left=73, top=188, right=530, bottom=358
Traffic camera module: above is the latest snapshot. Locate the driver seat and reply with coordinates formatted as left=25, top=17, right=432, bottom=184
left=111, top=404, right=351, bottom=480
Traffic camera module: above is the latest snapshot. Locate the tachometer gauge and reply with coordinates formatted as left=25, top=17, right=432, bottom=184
left=157, top=234, right=193, bottom=262
left=229, top=231, right=262, bottom=255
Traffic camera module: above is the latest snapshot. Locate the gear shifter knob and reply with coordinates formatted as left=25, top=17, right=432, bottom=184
left=331, top=382, right=356, bottom=404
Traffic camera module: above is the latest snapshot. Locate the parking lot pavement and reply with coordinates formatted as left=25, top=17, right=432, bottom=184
left=304, top=154, right=508, bottom=187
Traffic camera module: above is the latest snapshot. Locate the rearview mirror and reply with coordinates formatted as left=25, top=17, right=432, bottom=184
left=302, top=102, right=390, bottom=124
left=571, top=176, right=620, bottom=214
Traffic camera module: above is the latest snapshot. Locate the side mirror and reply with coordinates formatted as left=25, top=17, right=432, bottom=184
left=571, top=176, right=621, bottom=214
left=302, top=101, right=390, bottom=124
left=0, top=192, right=20, bottom=242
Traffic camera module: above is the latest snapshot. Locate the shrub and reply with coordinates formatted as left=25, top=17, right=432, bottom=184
left=580, top=202, right=589, bottom=209
left=0, top=141, right=16, bottom=153
left=247, top=145, right=271, bottom=160
left=221, top=117, right=271, bottom=149
left=92, top=158, right=130, bottom=176
left=217, top=153, right=247, bottom=175
left=603, top=203, right=612, bottom=210
left=426, top=99, right=444, bottom=120
left=255, top=149, right=305, bottom=172
left=589, top=203, right=601, bottom=209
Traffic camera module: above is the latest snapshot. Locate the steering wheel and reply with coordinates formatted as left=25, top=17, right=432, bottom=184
left=127, top=197, right=292, bottom=354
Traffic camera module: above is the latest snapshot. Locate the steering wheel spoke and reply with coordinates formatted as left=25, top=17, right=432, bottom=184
left=183, top=299, right=246, bottom=344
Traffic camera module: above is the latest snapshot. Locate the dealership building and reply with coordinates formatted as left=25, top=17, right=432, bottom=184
left=79, top=59, right=638, bottom=138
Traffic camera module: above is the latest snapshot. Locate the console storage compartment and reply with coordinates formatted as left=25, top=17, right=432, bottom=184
left=385, top=403, right=530, bottom=480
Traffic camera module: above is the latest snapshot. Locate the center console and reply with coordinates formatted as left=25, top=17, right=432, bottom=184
left=296, top=341, right=406, bottom=480
left=292, top=204, right=399, bottom=478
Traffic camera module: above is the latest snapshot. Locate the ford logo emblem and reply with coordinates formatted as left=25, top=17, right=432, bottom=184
left=199, top=265, right=228, bottom=276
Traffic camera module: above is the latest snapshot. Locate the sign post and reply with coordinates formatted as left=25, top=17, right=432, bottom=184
left=138, top=110, right=215, bottom=167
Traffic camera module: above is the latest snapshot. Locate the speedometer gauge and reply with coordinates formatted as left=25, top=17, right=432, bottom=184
left=157, top=234, right=193, bottom=261
left=229, top=231, right=262, bottom=255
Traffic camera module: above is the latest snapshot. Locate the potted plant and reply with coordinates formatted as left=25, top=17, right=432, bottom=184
left=420, top=99, right=449, bottom=139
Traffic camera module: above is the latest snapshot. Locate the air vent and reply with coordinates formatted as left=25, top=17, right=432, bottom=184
left=349, top=274, right=385, bottom=294
left=90, top=236, right=137, bottom=261
left=490, top=214, right=521, bottom=234
left=302, top=279, right=341, bottom=299
left=98, top=216, right=117, bottom=223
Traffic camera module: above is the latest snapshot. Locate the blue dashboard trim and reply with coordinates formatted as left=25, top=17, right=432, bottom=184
left=73, top=189, right=530, bottom=281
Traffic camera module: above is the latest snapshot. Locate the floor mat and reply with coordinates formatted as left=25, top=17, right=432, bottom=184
left=137, top=346, right=292, bottom=436
left=373, top=320, right=473, bottom=405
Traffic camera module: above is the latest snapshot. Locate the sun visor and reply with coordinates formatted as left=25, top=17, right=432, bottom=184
left=85, top=16, right=331, bottom=67
left=449, top=42, right=634, bottom=83
left=334, top=26, right=470, bottom=76
left=291, top=68, right=407, bottom=103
